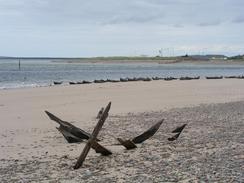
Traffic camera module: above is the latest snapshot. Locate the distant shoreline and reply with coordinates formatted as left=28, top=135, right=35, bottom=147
left=1, top=55, right=244, bottom=65
left=52, top=59, right=244, bottom=65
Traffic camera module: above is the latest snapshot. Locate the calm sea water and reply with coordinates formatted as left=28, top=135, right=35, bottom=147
left=1, top=59, right=244, bottom=89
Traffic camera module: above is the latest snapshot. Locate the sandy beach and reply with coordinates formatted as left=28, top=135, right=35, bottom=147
left=0, top=79, right=244, bottom=182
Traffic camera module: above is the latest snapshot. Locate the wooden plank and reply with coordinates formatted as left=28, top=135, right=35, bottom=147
left=171, top=124, right=187, bottom=133
left=168, top=132, right=181, bottom=141
left=45, top=111, right=92, bottom=141
left=96, top=107, right=104, bottom=119
left=73, top=102, right=111, bottom=169
left=132, top=119, right=164, bottom=144
left=91, top=141, right=112, bottom=156
left=117, top=138, right=137, bottom=150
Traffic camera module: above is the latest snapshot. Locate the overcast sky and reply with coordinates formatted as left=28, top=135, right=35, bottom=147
left=0, top=0, right=243, bottom=57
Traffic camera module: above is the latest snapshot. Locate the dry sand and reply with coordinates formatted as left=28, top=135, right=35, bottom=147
left=0, top=79, right=244, bottom=182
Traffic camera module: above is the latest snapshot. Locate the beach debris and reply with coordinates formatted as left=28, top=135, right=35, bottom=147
left=168, top=132, right=181, bottom=141
left=91, top=140, right=112, bottom=156
left=117, top=138, right=137, bottom=150
left=171, top=124, right=187, bottom=133
left=117, top=120, right=164, bottom=149
left=53, top=81, right=63, bottom=85
left=168, top=124, right=187, bottom=141
left=45, top=111, right=92, bottom=142
left=132, top=120, right=164, bottom=144
left=45, top=110, right=112, bottom=156
left=56, top=126, right=88, bottom=143
left=206, top=76, right=223, bottom=79
left=74, top=102, right=112, bottom=169
left=96, top=107, right=104, bottom=119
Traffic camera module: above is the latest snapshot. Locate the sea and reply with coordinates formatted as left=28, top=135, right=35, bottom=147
left=1, top=59, right=244, bottom=89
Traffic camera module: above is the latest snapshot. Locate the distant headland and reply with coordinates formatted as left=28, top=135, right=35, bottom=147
left=0, top=54, right=244, bottom=64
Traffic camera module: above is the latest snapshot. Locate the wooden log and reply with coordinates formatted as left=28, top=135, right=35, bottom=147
left=117, top=138, right=137, bottom=150
left=74, top=102, right=111, bottom=169
left=132, top=119, right=164, bottom=144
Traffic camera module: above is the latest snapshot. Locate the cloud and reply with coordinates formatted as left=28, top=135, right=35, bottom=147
left=232, top=16, right=244, bottom=23
left=0, top=0, right=243, bottom=56
left=197, top=20, right=222, bottom=27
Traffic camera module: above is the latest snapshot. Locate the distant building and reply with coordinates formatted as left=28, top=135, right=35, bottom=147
left=191, top=54, right=227, bottom=60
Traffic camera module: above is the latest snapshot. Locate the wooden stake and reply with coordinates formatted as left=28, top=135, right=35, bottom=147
left=18, top=59, right=21, bottom=71
left=73, top=102, right=111, bottom=169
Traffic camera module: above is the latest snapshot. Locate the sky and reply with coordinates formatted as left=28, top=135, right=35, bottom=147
left=0, top=0, right=243, bottom=57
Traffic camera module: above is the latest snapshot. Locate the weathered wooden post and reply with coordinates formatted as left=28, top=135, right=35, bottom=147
left=74, top=102, right=111, bottom=169
left=96, top=107, right=104, bottom=119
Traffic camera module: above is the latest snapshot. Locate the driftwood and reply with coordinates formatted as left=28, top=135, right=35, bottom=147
left=132, top=119, right=164, bottom=144
left=168, top=124, right=187, bottom=141
left=96, top=107, right=104, bottom=119
left=45, top=111, right=112, bottom=156
left=168, top=132, right=181, bottom=141
left=56, top=126, right=87, bottom=143
left=117, top=138, right=137, bottom=150
left=171, top=124, right=187, bottom=133
left=74, top=102, right=111, bottom=169
left=45, top=111, right=91, bottom=142
left=117, top=119, right=163, bottom=149
left=91, top=141, right=112, bottom=156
